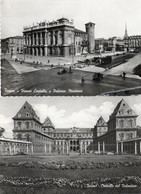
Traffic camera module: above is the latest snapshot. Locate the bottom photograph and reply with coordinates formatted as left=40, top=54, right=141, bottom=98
left=0, top=96, right=141, bottom=194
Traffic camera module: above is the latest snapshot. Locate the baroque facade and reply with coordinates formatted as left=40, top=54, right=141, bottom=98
left=23, top=18, right=95, bottom=57
left=0, top=99, right=140, bottom=155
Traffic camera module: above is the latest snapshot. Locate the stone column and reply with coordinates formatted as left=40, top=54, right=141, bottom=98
left=32, top=48, right=35, bottom=55
left=31, top=144, right=34, bottom=154
left=103, top=142, right=105, bottom=153
left=40, top=47, right=43, bottom=56
left=62, top=141, right=64, bottom=155
left=116, top=142, right=119, bottom=155
left=29, top=36, right=31, bottom=46
left=36, top=48, right=38, bottom=56
left=44, top=144, right=46, bottom=154
left=52, top=31, right=55, bottom=45
left=49, top=142, right=51, bottom=154
left=84, top=141, right=87, bottom=154
left=44, top=47, right=47, bottom=56
left=140, top=141, right=141, bottom=154
left=79, top=140, right=82, bottom=154
left=40, top=32, right=43, bottom=45
left=13, top=143, right=16, bottom=155
left=98, top=141, right=100, bottom=153
left=67, top=141, right=69, bottom=155
left=9, top=143, right=12, bottom=155
left=121, top=142, right=123, bottom=154
left=45, top=30, right=48, bottom=46
left=135, top=141, right=137, bottom=155
left=32, top=33, right=35, bottom=45
left=63, top=31, right=67, bottom=45
left=36, top=33, right=38, bottom=45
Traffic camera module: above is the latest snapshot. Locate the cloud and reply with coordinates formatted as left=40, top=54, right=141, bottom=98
left=33, top=101, right=114, bottom=128
left=0, top=114, right=13, bottom=138
left=133, top=103, right=141, bottom=126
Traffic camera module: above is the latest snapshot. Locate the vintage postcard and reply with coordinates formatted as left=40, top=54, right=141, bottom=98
left=0, top=96, right=141, bottom=193
left=1, top=0, right=141, bottom=96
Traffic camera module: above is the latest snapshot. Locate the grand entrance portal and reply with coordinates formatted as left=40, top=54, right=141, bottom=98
left=70, top=140, right=80, bottom=151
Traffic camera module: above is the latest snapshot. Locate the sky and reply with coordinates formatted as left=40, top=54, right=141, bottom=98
left=1, top=0, right=141, bottom=39
left=0, top=96, right=141, bottom=138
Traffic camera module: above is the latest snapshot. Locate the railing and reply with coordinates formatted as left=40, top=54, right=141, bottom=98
left=23, top=21, right=74, bottom=31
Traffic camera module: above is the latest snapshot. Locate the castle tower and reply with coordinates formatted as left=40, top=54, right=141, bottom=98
left=12, top=101, right=42, bottom=141
left=108, top=99, right=138, bottom=141
left=42, top=117, right=55, bottom=136
left=94, top=116, right=108, bottom=137
left=85, top=22, right=95, bottom=53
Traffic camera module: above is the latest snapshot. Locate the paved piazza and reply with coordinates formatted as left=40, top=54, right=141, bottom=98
left=1, top=53, right=141, bottom=96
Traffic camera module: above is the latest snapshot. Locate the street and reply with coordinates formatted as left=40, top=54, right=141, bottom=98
left=1, top=58, right=141, bottom=96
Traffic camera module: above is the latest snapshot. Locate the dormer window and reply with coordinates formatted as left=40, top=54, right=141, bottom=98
left=127, top=109, right=132, bottom=114
left=18, top=113, right=21, bottom=118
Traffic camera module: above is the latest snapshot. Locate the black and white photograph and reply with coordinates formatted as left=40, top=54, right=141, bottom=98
left=0, top=96, right=141, bottom=193
left=0, top=0, right=141, bottom=194
left=1, top=0, right=141, bottom=96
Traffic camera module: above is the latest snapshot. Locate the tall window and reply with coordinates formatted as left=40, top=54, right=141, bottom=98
left=119, top=120, right=124, bottom=128
left=119, top=133, right=124, bottom=141
left=17, top=121, right=22, bottom=129
left=128, top=120, right=133, bottom=128
left=25, top=121, right=30, bottom=129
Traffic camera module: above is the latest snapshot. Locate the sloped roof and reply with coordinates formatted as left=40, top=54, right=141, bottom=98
left=74, top=28, right=86, bottom=34
left=42, top=117, right=55, bottom=128
left=13, top=101, right=40, bottom=123
left=96, top=116, right=107, bottom=126
left=110, top=99, right=138, bottom=119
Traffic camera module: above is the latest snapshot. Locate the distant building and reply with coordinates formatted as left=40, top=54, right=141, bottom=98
left=124, top=35, right=141, bottom=52
left=23, top=18, right=95, bottom=57
left=108, top=37, right=125, bottom=52
left=1, top=36, right=24, bottom=55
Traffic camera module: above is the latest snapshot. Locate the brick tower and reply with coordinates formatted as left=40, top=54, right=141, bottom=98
left=85, top=22, right=95, bottom=53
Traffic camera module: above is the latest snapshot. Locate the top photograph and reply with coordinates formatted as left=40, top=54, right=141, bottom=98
left=1, top=0, right=141, bottom=96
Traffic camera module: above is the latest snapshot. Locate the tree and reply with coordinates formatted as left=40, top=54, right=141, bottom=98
left=0, top=127, right=5, bottom=137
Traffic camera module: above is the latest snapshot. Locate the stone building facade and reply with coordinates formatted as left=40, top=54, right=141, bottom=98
left=12, top=101, right=93, bottom=155
left=23, top=18, right=94, bottom=57
left=1, top=36, right=24, bottom=55
left=124, top=35, right=141, bottom=52
left=93, top=99, right=138, bottom=154
left=1, top=99, right=138, bottom=156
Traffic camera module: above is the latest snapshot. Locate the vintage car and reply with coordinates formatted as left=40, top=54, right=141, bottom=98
left=92, top=73, right=103, bottom=80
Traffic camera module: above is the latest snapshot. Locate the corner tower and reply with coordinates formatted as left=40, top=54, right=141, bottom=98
left=85, top=22, right=95, bottom=53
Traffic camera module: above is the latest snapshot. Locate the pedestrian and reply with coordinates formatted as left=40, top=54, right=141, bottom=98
left=122, top=71, right=126, bottom=79
left=81, top=76, right=84, bottom=84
